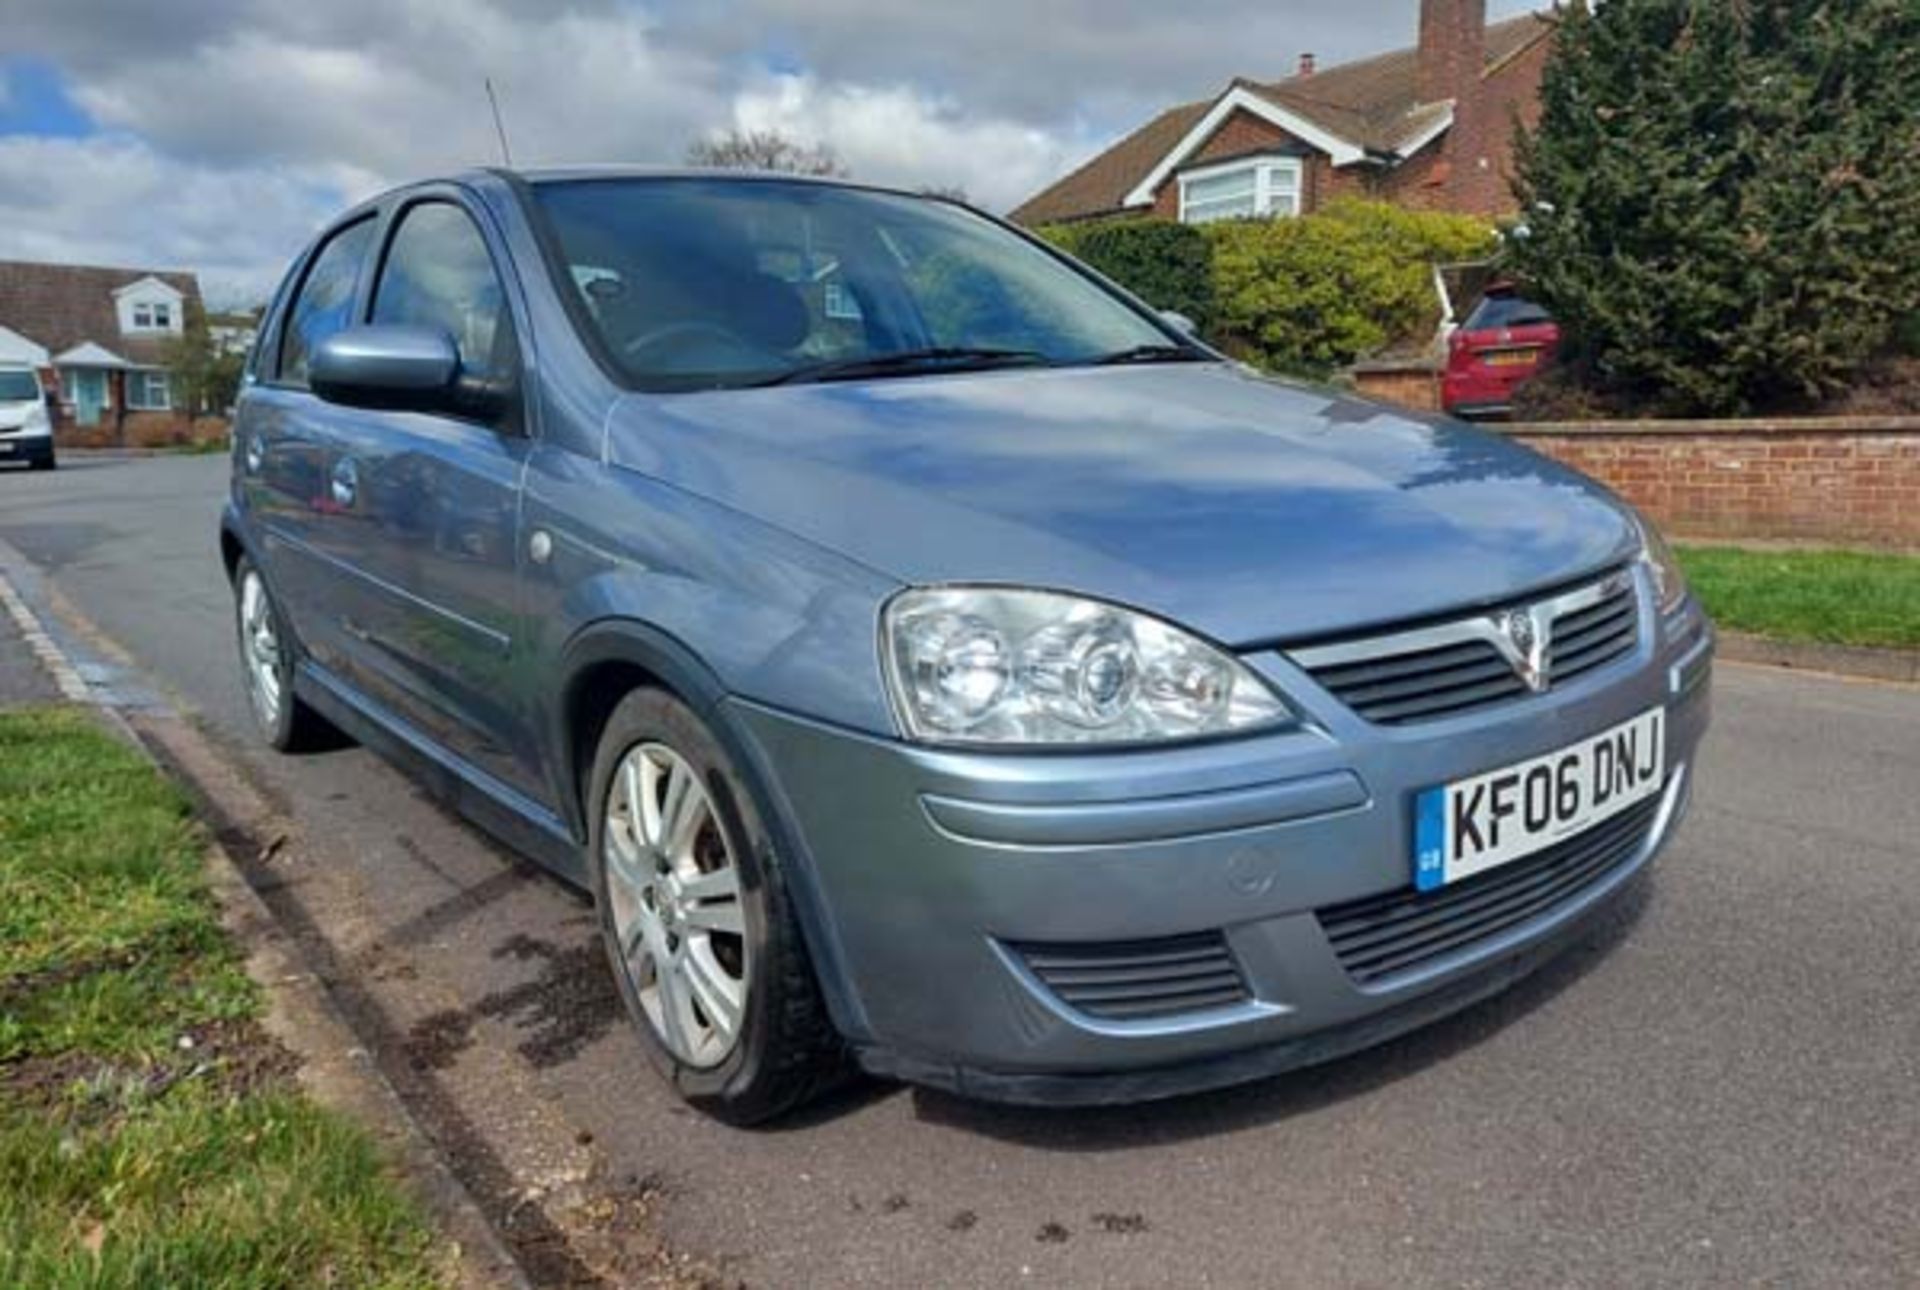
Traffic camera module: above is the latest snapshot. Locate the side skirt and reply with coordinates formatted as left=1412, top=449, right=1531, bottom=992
left=295, top=661, right=586, bottom=886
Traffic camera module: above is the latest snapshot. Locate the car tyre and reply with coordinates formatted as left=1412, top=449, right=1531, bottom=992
left=232, top=555, right=331, bottom=751
left=587, top=687, right=849, bottom=1125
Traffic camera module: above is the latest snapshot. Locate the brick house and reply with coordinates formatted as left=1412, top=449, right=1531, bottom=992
left=0, top=260, right=206, bottom=439
left=1011, top=0, right=1555, bottom=228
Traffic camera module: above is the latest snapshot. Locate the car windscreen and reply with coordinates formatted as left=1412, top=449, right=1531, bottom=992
left=1464, top=294, right=1554, bottom=331
left=0, top=370, right=41, bottom=402
left=528, top=178, right=1181, bottom=391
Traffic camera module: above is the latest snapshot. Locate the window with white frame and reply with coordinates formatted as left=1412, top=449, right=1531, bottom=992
left=1178, top=156, right=1304, bottom=225
left=822, top=280, right=864, bottom=321
left=129, top=301, right=174, bottom=330
left=127, top=371, right=172, bottom=410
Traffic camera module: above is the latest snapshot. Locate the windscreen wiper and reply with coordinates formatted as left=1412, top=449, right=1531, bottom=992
left=758, top=347, right=1052, bottom=386
left=1092, top=343, right=1209, bottom=366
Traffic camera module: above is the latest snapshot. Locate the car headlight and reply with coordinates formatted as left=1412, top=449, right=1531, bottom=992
left=22, top=402, right=48, bottom=432
left=1634, top=514, right=1687, bottom=613
left=883, top=587, right=1293, bottom=746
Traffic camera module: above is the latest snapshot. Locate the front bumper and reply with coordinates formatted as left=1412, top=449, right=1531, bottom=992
left=1442, top=369, right=1531, bottom=419
left=0, top=427, right=53, bottom=464
left=730, top=583, right=1714, bottom=1104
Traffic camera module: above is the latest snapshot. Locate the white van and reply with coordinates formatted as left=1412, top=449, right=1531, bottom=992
left=0, top=367, right=55, bottom=470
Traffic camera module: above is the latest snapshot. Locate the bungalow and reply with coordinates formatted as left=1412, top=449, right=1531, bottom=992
left=1011, top=0, right=1555, bottom=228
left=0, top=260, right=206, bottom=433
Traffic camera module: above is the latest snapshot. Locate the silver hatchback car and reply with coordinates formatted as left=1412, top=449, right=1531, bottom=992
left=224, top=170, right=1712, bottom=1122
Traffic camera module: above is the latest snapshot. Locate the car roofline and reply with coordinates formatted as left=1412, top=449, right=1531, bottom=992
left=469, top=165, right=959, bottom=208
left=305, top=167, right=960, bottom=245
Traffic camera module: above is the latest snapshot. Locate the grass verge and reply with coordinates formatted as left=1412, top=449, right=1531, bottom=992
left=0, top=707, right=445, bottom=1288
left=1676, top=546, right=1920, bottom=650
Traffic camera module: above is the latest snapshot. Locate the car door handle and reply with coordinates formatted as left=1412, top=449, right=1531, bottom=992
left=330, top=457, right=358, bottom=509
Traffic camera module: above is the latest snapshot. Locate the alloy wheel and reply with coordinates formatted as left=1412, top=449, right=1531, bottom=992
left=602, top=742, right=750, bottom=1068
left=238, top=569, right=284, bottom=729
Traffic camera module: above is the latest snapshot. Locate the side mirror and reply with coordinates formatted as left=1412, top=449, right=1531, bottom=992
left=1159, top=309, right=1198, bottom=337
left=310, top=325, right=460, bottom=413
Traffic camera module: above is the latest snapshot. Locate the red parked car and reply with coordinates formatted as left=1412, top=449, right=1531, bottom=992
left=1442, top=285, right=1559, bottom=419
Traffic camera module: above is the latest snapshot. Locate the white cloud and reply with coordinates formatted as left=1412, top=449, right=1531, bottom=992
left=0, top=134, right=334, bottom=305
left=0, top=0, right=1550, bottom=295
left=730, top=74, right=1095, bottom=210
left=63, top=0, right=726, bottom=178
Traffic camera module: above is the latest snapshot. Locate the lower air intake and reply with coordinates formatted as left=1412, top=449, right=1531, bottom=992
left=1009, top=932, right=1251, bottom=1021
left=1318, top=792, right=1663, bottom=987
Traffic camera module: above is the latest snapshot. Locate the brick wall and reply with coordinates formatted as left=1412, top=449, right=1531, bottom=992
left=1150, top=110, right=1319, bottom=219
left=1507, top=420, right=1920, bottom=550
left=56, top=412, right=228, bottom=450
left=1148, top=106, right=1481, bottom=220
left=1351, top=361, right=1443, bottom=411
left=1441, top=23, right=1551, bottom=217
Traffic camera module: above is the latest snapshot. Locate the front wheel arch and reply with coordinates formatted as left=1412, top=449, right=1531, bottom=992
left=552, top=618, right=870, bottom=1046
left=553, top=619, right=730, bottom=843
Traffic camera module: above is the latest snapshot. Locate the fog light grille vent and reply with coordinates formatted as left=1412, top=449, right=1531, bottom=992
left=1009, top=932, right=1250, bottom=1021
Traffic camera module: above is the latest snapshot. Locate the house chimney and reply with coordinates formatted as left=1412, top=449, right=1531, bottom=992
left=1417, top=0, right=1487, bottom=106
left=1297, top=52, right=1317, bottom=77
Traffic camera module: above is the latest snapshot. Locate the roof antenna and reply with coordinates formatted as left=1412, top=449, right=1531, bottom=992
left=484, top=76, right=514, bottom=167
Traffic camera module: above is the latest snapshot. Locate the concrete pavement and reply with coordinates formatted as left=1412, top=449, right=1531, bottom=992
left=0, top=608, right=59, bottom=706
left=2, top=454, right=1916, bottom=1288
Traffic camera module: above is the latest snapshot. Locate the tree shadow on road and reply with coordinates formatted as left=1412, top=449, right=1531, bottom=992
left=905, top=877, right=1655, bottom=1151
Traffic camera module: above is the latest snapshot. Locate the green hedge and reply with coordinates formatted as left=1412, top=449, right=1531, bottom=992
left=1039, top=200, right=1496, bottom=377
left=1042, top=219, right=1216, bottom=330
left=1209, top=201, right=1495, bottom=376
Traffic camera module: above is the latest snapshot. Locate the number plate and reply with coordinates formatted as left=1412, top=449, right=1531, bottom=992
left=1484, top=349, right=1538, bottom=367
left=1414, top=707, right=1665, bottom=891
left=0, top=441, right=15, bottom=456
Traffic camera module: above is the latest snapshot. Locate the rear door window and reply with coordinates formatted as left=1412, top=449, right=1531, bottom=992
left=278, top=218, right=377, bottom=386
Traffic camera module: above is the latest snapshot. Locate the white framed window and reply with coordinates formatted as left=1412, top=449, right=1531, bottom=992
left=1177, top=156, right=1304, bottom=225
left=127, top=371, right=172, bottom=410
left=822, top=281, right=864, bottom=321
left=115, top=277, right=186, bottom=335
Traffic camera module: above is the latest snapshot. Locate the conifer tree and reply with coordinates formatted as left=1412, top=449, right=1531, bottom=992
left=1509, top=0, right=1920, bottom=414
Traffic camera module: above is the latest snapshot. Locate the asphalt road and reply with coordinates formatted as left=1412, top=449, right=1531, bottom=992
left=4, top=454, right=1917, bottom=1288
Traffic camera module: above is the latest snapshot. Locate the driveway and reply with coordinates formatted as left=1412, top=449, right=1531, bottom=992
left=3, top=453, right=1916, bottom=1288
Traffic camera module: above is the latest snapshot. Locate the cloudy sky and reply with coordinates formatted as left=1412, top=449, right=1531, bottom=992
left=0, top=0, right=1534, bottom=305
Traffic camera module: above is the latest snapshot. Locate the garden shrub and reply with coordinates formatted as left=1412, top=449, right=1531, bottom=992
left=1206, top=199, right=1496, bottom=376
left=1040, top=219, right=1216, bottom=329
left=1040, top=201, right=1493, bottom=376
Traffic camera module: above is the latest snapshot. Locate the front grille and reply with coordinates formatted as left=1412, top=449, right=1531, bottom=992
left=1547, top=577, right=1638, bottom=684
left=1292, top=571, right=1641, bottom=726
left=1305, top=638, right=1529, bottom=725
left=1010, top=932, right=1250, bottom=1021
left=1317, top=792, right=1664, bottom=987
